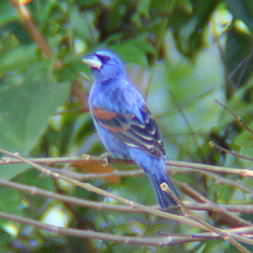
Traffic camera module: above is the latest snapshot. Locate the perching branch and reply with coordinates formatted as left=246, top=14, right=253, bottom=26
left=0, top=148, right=206, bottom=230
left=1, top=155, right=253, bottom=177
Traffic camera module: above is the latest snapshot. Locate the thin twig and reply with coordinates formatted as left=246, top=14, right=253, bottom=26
left=0, top=211, right=201, bottom=246
left=168, top=161, right=253, bottom=177
left=0, top=211, right=252, bottom=247
left=1, top=156, right=253, bottom=177
left=0, top=149, right=207, bottom=230
left=183, top=168, right=253, bottom=195
left=210, top=141, right=253, bottom=162
left=178, top=181, right=250, bottom=226
left=214, top=99, right=253, bottom=136
left=0, top=178, right=252, bottom=215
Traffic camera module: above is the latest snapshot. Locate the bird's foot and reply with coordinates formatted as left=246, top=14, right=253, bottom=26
left=99, top=152, right=113, bottom=166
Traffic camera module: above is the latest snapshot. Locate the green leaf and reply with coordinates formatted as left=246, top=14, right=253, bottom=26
left=170, top=0, right=219, bottom=58
left=0, top=45, right=38, bottom=74
left=226, top=0, right=253, bottom=31
left=16, top=169, right=54, bottom=190
left=110, top=36, right=155, bottom=66
left=0, top=65, right=71, bottom=179
left=233, top=121, right=253, bottom=168
left=0, top=187, right=23, bottom=215
left=0, top=2, right=17, bottom=25
left=0, top=228, right=12, bottom=246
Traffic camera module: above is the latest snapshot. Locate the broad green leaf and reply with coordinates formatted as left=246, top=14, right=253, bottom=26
left=0, top=45, right=38, bottom=74
left=0, top=65, right=70, bottom=179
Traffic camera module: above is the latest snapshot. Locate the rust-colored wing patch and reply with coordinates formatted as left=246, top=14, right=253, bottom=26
left=93, top=107, right=117, bottom=120
left=100, top=122, right=125, bottom=133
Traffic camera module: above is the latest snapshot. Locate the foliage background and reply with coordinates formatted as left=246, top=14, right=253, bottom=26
left=0, top=0, right=253, bottom=252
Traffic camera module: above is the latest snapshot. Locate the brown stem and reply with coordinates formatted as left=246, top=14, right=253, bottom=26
left=10, top=0, right=53, bottom=58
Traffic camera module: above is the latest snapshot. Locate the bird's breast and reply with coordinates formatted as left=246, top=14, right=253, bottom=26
left=89, top=83, right=126, bottom=113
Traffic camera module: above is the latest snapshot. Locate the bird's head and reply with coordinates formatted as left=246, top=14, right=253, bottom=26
left=82, top=49, right=126, bottom=83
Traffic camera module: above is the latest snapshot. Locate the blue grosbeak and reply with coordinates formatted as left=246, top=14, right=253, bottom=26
left=83, top=49, right=179, bottom=209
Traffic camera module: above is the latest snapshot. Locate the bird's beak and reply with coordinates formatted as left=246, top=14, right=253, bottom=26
left=82, top=55, right=102, bottom=70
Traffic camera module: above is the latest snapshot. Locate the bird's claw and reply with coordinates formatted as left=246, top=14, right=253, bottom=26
left=99, top=152, right=113, bottom=166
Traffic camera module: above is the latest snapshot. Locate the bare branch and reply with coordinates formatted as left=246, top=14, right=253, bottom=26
left=0, top=149, right=207, bottom=230
left=0, top=211, right=252, bottom=247
left=214, top=99, right=253, bottom=136
left=210, top=141, right=253, bottom=162
left=0, top=211, right=200, bottom=246
left=178, top=182, right=250, bottom=226
left=0, top=178, right=252, bottom=215
left=1, top=155, right=253, bottom=177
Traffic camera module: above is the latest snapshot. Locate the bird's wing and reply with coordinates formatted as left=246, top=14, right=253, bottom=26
left=91, top=105, right=166, bottom=157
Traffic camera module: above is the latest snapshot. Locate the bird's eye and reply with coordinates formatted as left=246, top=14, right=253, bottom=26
left=96, top=54, right=110, bottom=64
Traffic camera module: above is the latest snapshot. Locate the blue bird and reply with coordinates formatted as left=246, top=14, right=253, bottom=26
left=83, top=49, right=179, bottom=210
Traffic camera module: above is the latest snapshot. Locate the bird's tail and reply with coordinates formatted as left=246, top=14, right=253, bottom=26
left=148, top=169, right=179, bottom=210
left=128, top=149, right=179, bottom=210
